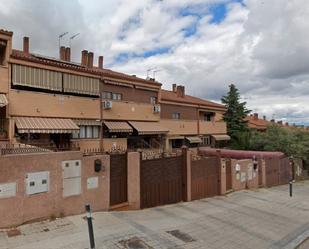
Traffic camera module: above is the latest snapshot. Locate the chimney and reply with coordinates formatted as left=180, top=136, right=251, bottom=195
left=65, top=47, right=70, bottom=62
left=172, top=84, right=177, bottom=92
left=253, top=113, right=258, bottom=120
left=87, top=52, right=94, bottom=68
left=81, top=50, right=88, bottom=66
left=263, top=115, right=266, bottom=120
left=98, top=56, right=104, bottom=69
left=60, top=46, right=66, bottom=61
left=176, top=85, right=185, bottom=98
left=23, top=37, right=29, bottom=53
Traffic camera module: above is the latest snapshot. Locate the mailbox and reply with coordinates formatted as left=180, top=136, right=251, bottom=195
left=252, top=155, right=258, bottom=171
left=94, top=159, right=103, bottom=172
left=26, top=171, right=49, bottom=195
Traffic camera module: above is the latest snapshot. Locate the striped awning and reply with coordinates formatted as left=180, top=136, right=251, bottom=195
left=14, top=117, right=80, bottom=134
left=129, top=121, right=169, bottom=135
left=104, top=121, right=133, bottom=133
left=0, top=94, right=8, bottom=108
left=211, top=134, right=231, bottom=141
left=74, top=119, right=101, bottom=126
left=186, top=136, right=202, bottom=144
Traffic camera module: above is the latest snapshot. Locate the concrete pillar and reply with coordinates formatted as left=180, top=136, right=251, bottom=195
left=127, top=152, right=140, bottom=209
left=261, top=159, right=267, bottom=187
left=186, top=149, right=192, bottom=201
left=220, top=158, right=227, bottom=195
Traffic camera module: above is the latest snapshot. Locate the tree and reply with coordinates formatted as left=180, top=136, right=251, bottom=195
left=221, top=84, right=251, bottom=148
left=249, top=125, right=309, bottom=166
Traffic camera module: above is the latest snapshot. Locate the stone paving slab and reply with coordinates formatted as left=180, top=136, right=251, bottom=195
left=0, top=181, right=309, bottom=249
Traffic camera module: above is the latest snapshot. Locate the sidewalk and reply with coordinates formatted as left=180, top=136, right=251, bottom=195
left=1, top=181, right=309, bottom=249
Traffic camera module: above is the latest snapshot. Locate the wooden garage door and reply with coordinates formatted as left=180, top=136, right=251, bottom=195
left=110, top=153, right=127, bottom=206
left=191, top=157, right=220, bottom=200
left=265, top=157, right=280, bottom=187
left=140, top=156, right=184, bottom=209
left=279, top=157, right=291, bottom=185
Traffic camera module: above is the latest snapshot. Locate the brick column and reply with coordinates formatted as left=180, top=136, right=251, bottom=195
left=127, top=152, right=140, bottom=209
left=220, top=158, right=227, bottom=195
left=185, top=149, right=192, bottom=201
left=261, top=159, right=267, bottom=187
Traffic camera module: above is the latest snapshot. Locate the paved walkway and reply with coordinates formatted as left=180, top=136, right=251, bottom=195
left=1, top=181, right=309, bottom=249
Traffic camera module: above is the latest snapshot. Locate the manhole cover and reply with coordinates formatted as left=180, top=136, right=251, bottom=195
left=167, top=230, right=195, bottom=243
left=119, top=237, right=153, bottom=249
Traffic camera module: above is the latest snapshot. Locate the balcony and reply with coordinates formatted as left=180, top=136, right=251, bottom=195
left=199, top=121, right=227, bottom=135
left=9, top=90, right=100, bottom=119
left=159, top=119, right=198, bottom=135
left=102, top=101, right=160, bottom=121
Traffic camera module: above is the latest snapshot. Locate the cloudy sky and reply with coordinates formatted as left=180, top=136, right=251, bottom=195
left=1, top=0, right=309, bottom=125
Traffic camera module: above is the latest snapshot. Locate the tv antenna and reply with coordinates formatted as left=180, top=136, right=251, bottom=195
left=58, top=32, right=69, bottom=50
left=153, top=69, right=162, bottom=79
left=69, top=33, right=80, bottom=48
left=146, top=67, right=157, bottom=79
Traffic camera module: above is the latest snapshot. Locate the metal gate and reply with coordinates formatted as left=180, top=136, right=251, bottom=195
left=225, top=159, right=232, bottom=191
left=110, top=153, right=128, bottom=206
left=265, top=157, right=280, bottom=187
left=279, top=157, right=291, bottom=185
left=140, top=155, right=184, bottom=209
left=191, top=157, right=220, bottom=200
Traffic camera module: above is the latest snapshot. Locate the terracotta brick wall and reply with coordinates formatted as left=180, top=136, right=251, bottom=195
left=160, top=104, right=197, bottom=120
left=102, top=83, right=158, bottom=104
left=230, top=159, right=259, bottom=191
left=0, top=151, right=110, bottom=228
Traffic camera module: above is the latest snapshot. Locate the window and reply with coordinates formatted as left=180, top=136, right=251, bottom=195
left=112, top=93, right=122, bottom=100
left=93, top=126, right=99, bottom=138
left=79, top=126, right=86, bottom=138
left=150, top=96, right=157, bottom=105
left=204, top=112, right=215, bottom=121
left=72, top=132, right=79, bottom=139
left=74, top=125, right=100, bottom=139
left=0, top=40, right=6, bottom=65
left=202, top=136, right=211, bottom=145
left=86, top=126, right=93, bottom=138
left=102, top=91, right=112, bottom=99
left=102, top=92, right=122, bottom=100
left=172, top=112, right=181, bottom=119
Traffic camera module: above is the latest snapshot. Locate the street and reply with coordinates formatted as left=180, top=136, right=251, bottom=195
left=1, top=181, right=309, bottom=249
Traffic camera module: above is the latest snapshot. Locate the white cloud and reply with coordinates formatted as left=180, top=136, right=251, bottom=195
left=1, top=0, right=309, bottom=124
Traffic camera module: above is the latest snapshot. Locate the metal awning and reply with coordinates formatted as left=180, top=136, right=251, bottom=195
left=185, top=136, right=202, bottom=144
left=104, top=121, right=133, bottom=133
left=0, top=94, right=8, bottom=108
left=211, top=134, right=231, bottom=141
left=129, top=121, right=169, bottom=135
left=74, top=119, right=101, bottom=126
left=14, top=117, right=80, bottom=134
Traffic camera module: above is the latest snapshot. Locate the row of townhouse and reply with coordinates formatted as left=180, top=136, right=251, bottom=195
left=0, top=29, right=229, bottom=153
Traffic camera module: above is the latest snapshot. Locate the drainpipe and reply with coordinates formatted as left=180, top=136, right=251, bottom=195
left=197, top=106, right=200, bottom=135
left=99, top=78, right=104, bottom=151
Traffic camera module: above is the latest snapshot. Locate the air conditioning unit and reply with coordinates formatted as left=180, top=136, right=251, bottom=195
left=153, top=104, right=161, bottom=113
left=103, top=100, right=113, bottom=109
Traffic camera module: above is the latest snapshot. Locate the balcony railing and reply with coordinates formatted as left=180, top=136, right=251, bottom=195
left=0, top=142, right=80, bottom=156
left=199, top=121, right=227, bottom=134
